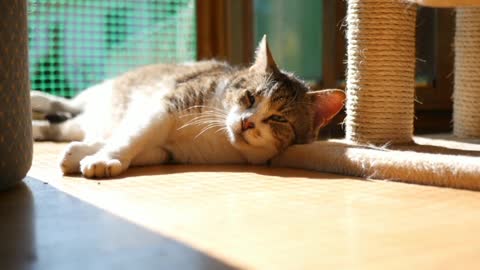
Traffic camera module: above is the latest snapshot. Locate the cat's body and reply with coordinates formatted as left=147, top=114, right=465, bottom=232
left=34, top=61, right=248, bottom=164
left=31, top=37, right=345, bottom=178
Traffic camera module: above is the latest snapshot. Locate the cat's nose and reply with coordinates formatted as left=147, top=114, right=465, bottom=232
left=241, top=117, right=255, bottom=131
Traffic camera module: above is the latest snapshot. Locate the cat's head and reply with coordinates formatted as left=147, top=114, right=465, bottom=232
left=224, top=36, right=345, bottom=163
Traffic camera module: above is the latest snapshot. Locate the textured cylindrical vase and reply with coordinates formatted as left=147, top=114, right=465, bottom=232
left=345, top=0, right=417, bottom=144
left=453, top=8, right=480, bottom=138
left=0, top=0, right=33, bottom=190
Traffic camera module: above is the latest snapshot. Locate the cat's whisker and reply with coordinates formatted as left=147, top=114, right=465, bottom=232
left=184, top=105, right=227, bottom=116
left=178, top=117, right=225, bottom=130
left=180, top=115, right=219, bottom=123
left=194, top=124, right=225, bottom=139
left=185, top=120, right=224, bottom=128
left=179, top=110, right=226, bottom=119
left=201, top=111, right=228, bottom=119
left=185, top=108, right=225, bottom=115
left=182, top=115, right=224, bottom=124
left=215, top=127, right=229, bottom=134
left=179, top=121, right=214, bottom=130
left=186, top=112, right=226, bottom=121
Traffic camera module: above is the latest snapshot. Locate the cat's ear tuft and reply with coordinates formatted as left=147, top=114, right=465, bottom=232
left=250, top=35, right=279, bottom=74
left=308, top=89, right=346, bottom=130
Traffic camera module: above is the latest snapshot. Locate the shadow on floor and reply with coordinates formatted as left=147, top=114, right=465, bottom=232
left=76, top=163, right=358, bottom=182
left=0, top=177, right=239, bottom=270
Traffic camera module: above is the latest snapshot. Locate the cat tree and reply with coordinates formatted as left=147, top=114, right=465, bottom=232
left=275, top=0, right=480, bottom=190
left=346, top=0, right=480, bottom=143
left=343, top=0, right=480, bottom=186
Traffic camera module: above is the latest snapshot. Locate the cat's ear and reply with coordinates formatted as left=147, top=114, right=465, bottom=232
left=250, top=35, right=279, bottom=74
left=308, top=89, right=346, bottom=130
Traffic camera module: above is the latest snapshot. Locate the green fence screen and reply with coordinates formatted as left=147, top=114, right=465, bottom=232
left=254, top=0, right=323, bottom=82
left=28, top=0, right=197, bottom=97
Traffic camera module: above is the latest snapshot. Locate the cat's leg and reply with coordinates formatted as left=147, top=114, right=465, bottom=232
left=79, top=109, right=173, bottom=178
left=31, top=90, right=82, bottom=115
left=59, top=141, right=105, bottom=174
left=131, top=146, right=170, bottom=167
left=32, top=118, right=84, bottom=141
left=70, top=145, right=168, bottom=176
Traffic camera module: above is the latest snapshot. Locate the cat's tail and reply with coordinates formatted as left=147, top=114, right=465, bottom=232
left=272, top=140, right=480, bottom=191
left=31, top=90, right=83, bottom=121
left=30, top=88, right=99, bottom=123
left=31, top=89, right=91, bottom=141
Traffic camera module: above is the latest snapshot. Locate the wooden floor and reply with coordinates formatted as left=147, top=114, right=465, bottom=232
left=3, top=142, right=480, bottom=269
left=0, top=178, right=235, bottom=270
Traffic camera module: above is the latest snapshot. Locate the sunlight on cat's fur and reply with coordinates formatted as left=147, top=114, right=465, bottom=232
left=31, top=36, right=345, bottom=178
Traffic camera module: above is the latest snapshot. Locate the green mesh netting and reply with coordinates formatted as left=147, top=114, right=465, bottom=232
left=28, top=0, right=197, bottom=97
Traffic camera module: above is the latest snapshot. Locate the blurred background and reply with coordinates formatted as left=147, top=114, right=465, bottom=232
left=27, top=0, right=455, bottom=136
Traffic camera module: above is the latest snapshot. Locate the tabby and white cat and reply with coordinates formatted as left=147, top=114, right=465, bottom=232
left=31, top=36, right=345, bottom=178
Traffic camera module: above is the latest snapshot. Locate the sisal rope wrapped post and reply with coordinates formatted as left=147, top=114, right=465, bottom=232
left=0, top=0, right=32, bottom=190
left=453, top=8, right=480, bottom=138
left=345, top=0, right=417, bottom=145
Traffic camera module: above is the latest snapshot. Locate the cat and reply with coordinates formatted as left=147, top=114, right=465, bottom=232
left=31, top=36, right=346, bottom=178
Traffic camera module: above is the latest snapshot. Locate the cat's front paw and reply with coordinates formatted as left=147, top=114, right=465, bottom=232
left=59, top=142, right=86, bottom=174
left=80, top=154, right=127, bottom=178
left=59, top=141, right=104, bottom=174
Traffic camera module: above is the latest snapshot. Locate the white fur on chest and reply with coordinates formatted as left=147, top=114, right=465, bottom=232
left=165, top=124, right=246, bottom=164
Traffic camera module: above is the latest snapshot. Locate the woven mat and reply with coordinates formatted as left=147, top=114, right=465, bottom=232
left=28, top=138, right=480, bottom=270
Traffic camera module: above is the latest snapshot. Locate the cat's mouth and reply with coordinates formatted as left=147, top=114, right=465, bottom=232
left=233, top=132, right=251, bottom=146
left=239, top=133, right=251, bottom=145
left=227, top=126, right=251, bottom=147
left=226, top=120, right=247, bottom=145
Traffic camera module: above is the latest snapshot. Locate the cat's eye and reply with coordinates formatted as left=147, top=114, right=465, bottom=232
left=269, top=115, right=288, bottom=123
left=245, top=91, right=255, bottom=108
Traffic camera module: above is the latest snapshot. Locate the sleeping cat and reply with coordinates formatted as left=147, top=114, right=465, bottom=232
left=31, top=36, right=346, bottom=178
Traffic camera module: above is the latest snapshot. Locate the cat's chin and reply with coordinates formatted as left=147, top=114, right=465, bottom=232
left=227, top=132, right=279, bottom=164
left=227, top=131, right=260, bottom=154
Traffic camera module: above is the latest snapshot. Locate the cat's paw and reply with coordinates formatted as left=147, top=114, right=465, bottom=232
left=59, top=142, right=94, bottom=174
left=80, top=154, right=127, bottom=178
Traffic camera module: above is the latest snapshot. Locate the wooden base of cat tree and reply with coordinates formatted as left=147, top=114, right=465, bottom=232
left=274, top=135, right=480, bottom=190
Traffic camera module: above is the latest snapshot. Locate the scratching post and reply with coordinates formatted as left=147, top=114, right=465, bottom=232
left=345, top=0, right=417, bottom=144
left=453, top=7, right=480, bottom=138
left=0, top=0, right=33, bottom=190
